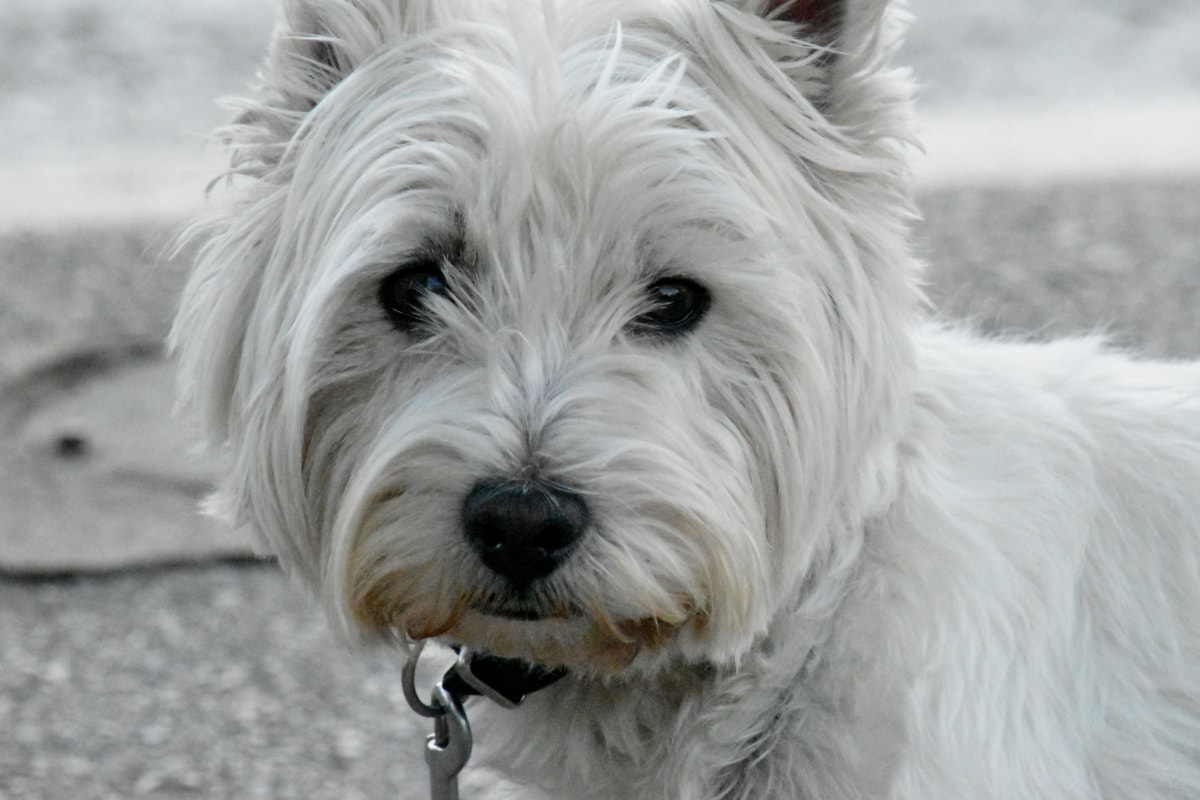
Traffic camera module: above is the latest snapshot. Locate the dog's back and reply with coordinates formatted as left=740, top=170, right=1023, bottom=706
left=840, top=328, right=1200, bottom=797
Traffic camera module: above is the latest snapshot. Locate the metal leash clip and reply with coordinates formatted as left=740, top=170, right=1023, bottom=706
left=402, top=638, right=567, bottom=800
left=402, top=640, right=473, bottom=800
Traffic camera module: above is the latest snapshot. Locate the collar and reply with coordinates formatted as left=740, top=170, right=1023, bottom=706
left=441, top=647, right=568, bottom=709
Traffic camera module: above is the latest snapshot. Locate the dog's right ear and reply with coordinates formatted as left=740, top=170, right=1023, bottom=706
left=266, top=0, right=414, bottom=113
left=229, top=0, right=435, bottom=170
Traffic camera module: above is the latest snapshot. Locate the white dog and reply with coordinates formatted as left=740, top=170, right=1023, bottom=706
left=172, top=0, right=1200, bottom=796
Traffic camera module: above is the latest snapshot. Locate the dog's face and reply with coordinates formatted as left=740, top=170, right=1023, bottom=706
left=174, top=0, right=917, bottom=676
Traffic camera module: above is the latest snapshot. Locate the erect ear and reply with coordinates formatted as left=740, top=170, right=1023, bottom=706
left=735, top=0, right=893, bottom=73
left=228, top=1, right=434, bottom=172
left=719, top=0, right=902, bottom=123
left=760, top=0, right=844, bottom=47
left=263, top=0, right=414, bottom=114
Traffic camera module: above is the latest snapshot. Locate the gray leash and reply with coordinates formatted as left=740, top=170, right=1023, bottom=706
left=402, top=639, right=568, bottom=800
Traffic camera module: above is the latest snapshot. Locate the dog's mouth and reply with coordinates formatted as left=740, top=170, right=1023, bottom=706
left=350, top=560, right=698, bottom=673
left=468, top=592, right=579, bottom=622
left=447, top=605, right=695, bottom=675
left=482, top=606, right=560, bottom=621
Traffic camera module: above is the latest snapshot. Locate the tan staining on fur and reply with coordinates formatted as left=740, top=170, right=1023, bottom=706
left=585, top=598, right=632, bottom=643
left=350, top=571, right=411, bottom=633
left=351, top=578, right=404, bottom=633
left=349, top=567, right=465, bottom=639
left=577, top=615, right=690, bottom=671
left=617, top=616, right=682, bottom=650
left=571, top=600, right=695, bottom=670
left=404, top=608, right=465, bottom=641
left=436, top=608, right=679, bottom=674
left=581, top=632, right=641, bottom=671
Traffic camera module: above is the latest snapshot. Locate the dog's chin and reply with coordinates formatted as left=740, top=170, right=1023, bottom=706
left=482, top=606, right=554, bottom=622
left=469, top=593, right=578, bottom=623
left=430, top=606, right=692, bottom=676
left=350, top=570, right=701, bottom=674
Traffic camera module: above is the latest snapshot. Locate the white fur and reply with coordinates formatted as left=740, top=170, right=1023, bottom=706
left=171, top=0, right=1200, bottom=796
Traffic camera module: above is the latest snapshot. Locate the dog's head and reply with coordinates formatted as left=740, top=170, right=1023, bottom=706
left=173, top=0, right=918, bottom=676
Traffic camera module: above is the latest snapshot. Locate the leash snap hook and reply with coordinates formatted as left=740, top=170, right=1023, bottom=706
left=401, top=639, right=473, bottom=800
left=424, top=682, right=472, bottom=800
left=401, top=639, right=446, bottom=719
left=400, top=638, right=566, bottom=799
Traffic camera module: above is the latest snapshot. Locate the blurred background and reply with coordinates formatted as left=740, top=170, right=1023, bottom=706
left=1, top=1, right=1197, bottom=798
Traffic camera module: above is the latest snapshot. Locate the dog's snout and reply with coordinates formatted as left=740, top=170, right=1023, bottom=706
left=463, top=479, right=587, bottom=586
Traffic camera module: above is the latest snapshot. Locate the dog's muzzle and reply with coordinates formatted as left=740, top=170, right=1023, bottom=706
left=462, top=478, right=588, bottom=587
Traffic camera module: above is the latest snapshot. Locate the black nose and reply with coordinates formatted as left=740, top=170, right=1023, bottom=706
left=463, top=479, right=588, bottom=586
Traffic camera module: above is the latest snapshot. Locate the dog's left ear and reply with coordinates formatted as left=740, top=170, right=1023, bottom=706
left=728, top=0, right=892, bottom=76
left=758, top=0, right=844, bottom=47
left=716, top=0, right=900, bottom=122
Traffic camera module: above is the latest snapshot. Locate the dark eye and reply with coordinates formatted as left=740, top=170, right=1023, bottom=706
left=632, top=277, right=710, bottom=336
left=379, top=260, right=449, bottom=333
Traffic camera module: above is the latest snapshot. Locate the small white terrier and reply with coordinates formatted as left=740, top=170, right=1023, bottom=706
left=172, top=0, right=1200, bottom=796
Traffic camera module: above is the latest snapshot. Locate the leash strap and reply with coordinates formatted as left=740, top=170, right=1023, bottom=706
left=401, top=641, right=567, bottom=799
left=444, top=648, right=568, bottom=709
